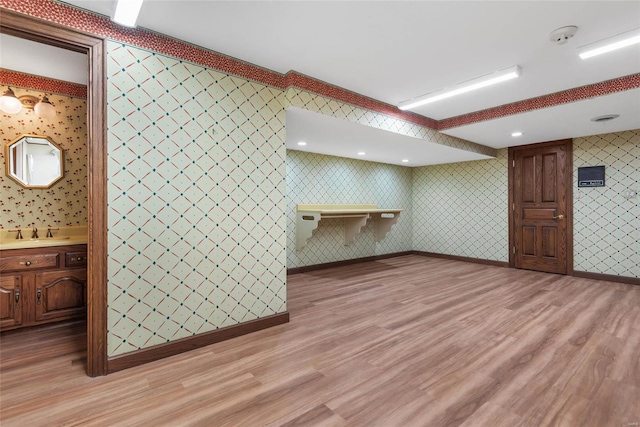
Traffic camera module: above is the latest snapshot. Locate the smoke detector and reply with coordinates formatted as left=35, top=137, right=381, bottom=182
left=550, top=26, right=578, bottom=45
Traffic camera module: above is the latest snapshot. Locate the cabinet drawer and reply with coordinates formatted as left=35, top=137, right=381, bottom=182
left=0, top=253, right=59, bottom=272
left=65, top=251, right=88, bottom=267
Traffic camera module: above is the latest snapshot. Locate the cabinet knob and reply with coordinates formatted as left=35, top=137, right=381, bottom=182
left=20, top=261, right=32, bottom=266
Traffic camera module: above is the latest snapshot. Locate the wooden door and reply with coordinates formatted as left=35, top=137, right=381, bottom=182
left=0, top=274, right=23, bottom=329
left=35, top=269, right=87, bottom=323
left=510, top=140, right=572, bottom=274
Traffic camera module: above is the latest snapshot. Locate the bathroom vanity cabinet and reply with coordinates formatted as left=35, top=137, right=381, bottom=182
left=0, top=244, right=87, bottom=331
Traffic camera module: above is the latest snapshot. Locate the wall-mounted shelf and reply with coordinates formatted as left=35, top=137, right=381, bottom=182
left=296, top=204, right=402, bottom=250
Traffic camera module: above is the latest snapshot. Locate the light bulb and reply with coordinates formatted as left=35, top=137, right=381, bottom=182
left=34, top=96, right=56, bottom=119
left=0, top=87, right=22, bottom=114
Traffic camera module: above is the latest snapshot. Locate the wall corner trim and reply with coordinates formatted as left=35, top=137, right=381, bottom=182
left=106, top=312, right=290, bottom=373
left=286, top=251, right=511, bottom=275
left=287, top=251, right=414, bottom=275
left=413, top=251, right=510, bottom=268
left=573, top=271, right=640, bottom=286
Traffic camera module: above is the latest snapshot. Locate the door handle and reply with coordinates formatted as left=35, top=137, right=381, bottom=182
left=553, top=214, right=564, bottom=219
left=15, top=288, right=20, bottom=306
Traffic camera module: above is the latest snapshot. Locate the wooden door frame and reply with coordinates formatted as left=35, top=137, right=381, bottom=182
left=508, top=139, right=574, bottom=275
left=1, top=10, right=108, bottom=376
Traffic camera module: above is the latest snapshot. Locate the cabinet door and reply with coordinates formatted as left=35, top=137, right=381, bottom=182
left=0, top=274, right=23, bottom=329
left=34, top=269, right=86, bottom=323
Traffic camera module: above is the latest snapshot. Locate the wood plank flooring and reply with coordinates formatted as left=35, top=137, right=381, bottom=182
left=1, top=255, right=639, bottom=426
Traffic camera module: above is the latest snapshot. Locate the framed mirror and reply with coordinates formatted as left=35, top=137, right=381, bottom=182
left=5, top=134, right=65, bottom=189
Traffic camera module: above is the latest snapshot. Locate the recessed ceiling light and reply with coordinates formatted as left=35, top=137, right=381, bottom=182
left=511, top=132, right=523, bottom=137
left=590, top=114, right=619, bottom=123
left=402, top=159, right=409, bottom=163
left=357, top=152, right=366, bottom=156
left=297, top=141, right=307, bottom=146
left=112, top=0, right=144, bottom=27
left=398, top=65, right=521, bottom=110
left=579, top=28, right=640, bottom=59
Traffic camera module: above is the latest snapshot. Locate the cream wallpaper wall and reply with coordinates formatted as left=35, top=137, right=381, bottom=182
left=412, top=149, right=509, bottom=262
left=106, top=41, right=287, bottom=356
left=573, top=130, right=639, bottom=278
left=287, top=150, right=413, bottom=268
left=0, top=88, right=87, bottom=229
left=411, top=132, right=639, bottom=279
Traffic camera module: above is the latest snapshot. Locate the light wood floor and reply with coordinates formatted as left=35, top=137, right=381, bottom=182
left=1, top=255, right=639, bottom=426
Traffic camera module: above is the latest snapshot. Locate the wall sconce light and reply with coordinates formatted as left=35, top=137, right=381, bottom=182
left=34, top=95, right=56, bottom=119
left=0, top=87, right=22, bottom=114
left=0, top=86, right=57, bottom=119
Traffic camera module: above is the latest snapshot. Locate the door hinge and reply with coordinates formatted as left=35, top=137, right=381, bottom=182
left=512, top=160, right=515, bottom=167
left=513, top=246, right=516, bottom=255
left=512, top=203, right=515, bottom=211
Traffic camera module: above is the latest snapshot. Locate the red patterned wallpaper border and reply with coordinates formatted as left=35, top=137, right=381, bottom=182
left=2, top=0, right=638, bottom=131
left=284, top=72, right=439, bottom=129
left=1, top=0, right=438, bottom=129
left=439, top=73, right=640, bottom=130
left=0, top=0, right=285, bottom=88
left=0, top=69, right=87, bottom=98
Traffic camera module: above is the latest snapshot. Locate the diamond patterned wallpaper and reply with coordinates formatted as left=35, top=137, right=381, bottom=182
left=106, top=41, right=287, bottom=356
left=1, top=88, right=87, bottom=229
left=287, top=150, right=413, bottom=268
left=573, top=130, right=639, bottom=278
left=412, top=149, right=509, bottom=262
left=283, top=88, right=496, bottom=157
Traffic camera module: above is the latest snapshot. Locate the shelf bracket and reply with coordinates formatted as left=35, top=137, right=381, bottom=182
left=343, top=214, right=370, bottom=246
left=373, top=212, right=401, bottom=242
left=296, top=212, right=321, bottom=250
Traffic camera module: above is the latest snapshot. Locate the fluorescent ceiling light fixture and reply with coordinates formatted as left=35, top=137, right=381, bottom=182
left=297, top=141, right=307, bottom=146
left=357, top=152, right=365, bottom=155
left=112, top=0, right=144, bottom=27
left=579, top=28, right=640, bottom=59
left=511, top=132, right=523, bottom=137
left=402, top=159, right=409, bottom=163
left=398, top=65, right=522, bottom=111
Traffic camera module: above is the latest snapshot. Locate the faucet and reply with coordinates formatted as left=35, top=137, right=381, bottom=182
left=9, top=228, right=23, bottom=239
left=46, top=227, right=59, bottom=238
left=32, top=227, right=38, bottom=239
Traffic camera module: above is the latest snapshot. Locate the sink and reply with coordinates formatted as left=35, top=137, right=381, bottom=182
left=0, top=226, right=87, bottom=250
left=29, top=236, right=71, bottom=242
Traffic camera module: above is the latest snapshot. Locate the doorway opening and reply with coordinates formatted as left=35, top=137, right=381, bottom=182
left=1, top=10, right=107, bottom=377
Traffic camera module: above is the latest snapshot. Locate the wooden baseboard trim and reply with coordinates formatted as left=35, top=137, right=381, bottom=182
left=413, top=251, right=510, bottom=268
left=107, top=312, right=289, bottom=373
left=573, top=271, right=640, bottom=286
left=287, top=251, right=414, bottom=275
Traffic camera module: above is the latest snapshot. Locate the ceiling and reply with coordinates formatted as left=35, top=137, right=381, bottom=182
left=0, top=34, right=87, bottom=84
left=287, top=107, right=492, bottom=166
left=11, top=1, right=640, bottom=165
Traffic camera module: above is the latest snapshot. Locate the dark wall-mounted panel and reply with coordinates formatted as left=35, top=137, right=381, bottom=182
left=578, top=166, right=605, bottom=187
